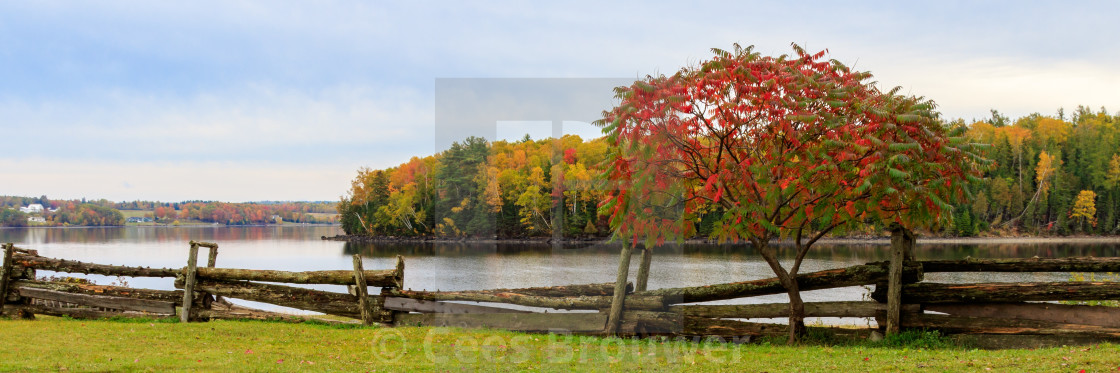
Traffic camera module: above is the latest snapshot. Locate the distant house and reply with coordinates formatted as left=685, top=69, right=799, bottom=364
left=126, top=217, right=145, bottom=223
left=27, top=216, right=46, bottom=223
left=19, top=204, right=44, bottom=213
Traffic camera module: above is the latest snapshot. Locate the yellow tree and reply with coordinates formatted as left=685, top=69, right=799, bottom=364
left=1006, top=151, right=1057, bottom=227
left=1070, top=190, right=1097, bottom=232
left=1108, top=154, right=1120, bottom=189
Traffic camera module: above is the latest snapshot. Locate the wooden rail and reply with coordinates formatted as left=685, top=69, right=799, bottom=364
left=7, top=239, right=1120, bottom=342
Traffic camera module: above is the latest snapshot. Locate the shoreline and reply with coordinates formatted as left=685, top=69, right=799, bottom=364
left=323, top=234, right=1120, bottom=245
left=0, top=223, right=340, bottom=229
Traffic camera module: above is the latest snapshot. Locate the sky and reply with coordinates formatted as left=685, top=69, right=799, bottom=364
left=2, top=1, right=1118, bottom=202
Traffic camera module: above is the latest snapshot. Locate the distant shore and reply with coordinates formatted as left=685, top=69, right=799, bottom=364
left=323, top=234, right=1120, bottom=245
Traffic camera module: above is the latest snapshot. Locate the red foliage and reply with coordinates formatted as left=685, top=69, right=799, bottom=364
left=598, top=43, right=984, bottom=247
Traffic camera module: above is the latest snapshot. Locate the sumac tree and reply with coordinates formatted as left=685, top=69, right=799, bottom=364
left=598, top=43, right=986, bottom=342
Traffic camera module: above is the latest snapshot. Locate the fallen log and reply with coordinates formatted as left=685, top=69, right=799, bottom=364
left=638, top=263, right=921, bottom=303
left=917, top=257, right=1120, bottom=273
left=176, top=278, right=366, bottom=319
left=194, top=267, right=402, bottom=288
left=17, top=287, right=175, bottom=314
left=872, top=282, right=1120, bottom=303
left=672, top=301, right=919, bottom=319
left=389, top=289, right=666, bottom=311
left=12, top=255, right=178, bottom=278
left=11, top=280, right=200, bottom=305
left=901, top=313, right=1120, bottom=337
left=925, top=302, right=1120, bottom=328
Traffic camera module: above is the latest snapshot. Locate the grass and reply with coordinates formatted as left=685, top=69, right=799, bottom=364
left=1, top=318, right=1119, bottom=372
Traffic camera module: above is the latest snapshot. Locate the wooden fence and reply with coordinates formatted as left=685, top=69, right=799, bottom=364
left=4, top=240, right=1120, bottom=341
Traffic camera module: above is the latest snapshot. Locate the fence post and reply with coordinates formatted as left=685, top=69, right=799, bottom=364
left=181, top=242, right=200, bottom=323
left=605, top=242, right=634, bottom=335
left=352, top=254, right=374, bottom=326
left=206, top=244, right=219, bottom=269
left=886, top=224, right=914, bottom=335
left=635, top=245, right=652, bottom=292
left=0, top=243, right=13, bottom=315
left=204, top=243, right=223, bottom=305
left=377, top=255, right=404, bottom=324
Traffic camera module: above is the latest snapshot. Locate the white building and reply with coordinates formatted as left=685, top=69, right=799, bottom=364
left=19, top=204, right=44, bottom=213
left=27, top=216, right=46, bottom=223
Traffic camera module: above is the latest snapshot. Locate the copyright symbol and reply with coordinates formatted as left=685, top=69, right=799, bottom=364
left=371, top=328, right=407, bottom=362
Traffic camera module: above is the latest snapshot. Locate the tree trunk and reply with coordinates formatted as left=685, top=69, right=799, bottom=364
left=785, top=279, right=806, bottom=343
left=757, top=242, right=806, bottom=343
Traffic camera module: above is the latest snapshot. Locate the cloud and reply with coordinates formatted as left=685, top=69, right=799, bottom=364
left=0, top=157, right=354, bottom=202
left=0, top=84, right=434, bottom=165
left=1, top=1, right=1118, bottom=201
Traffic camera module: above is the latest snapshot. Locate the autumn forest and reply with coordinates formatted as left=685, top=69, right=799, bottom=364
left=339, top=105, right=1120, bottom=238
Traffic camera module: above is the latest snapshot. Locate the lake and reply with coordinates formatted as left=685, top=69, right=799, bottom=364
left=3, top=226, right=1119, bottom=318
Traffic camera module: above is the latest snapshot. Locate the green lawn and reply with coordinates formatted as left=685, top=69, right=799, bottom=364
left=1, top=318, right=1119, bottom=372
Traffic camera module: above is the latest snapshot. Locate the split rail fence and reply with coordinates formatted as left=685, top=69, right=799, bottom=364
left=3, top=237, right=1120, bottom=340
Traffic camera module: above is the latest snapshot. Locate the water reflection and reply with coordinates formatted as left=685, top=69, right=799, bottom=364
left=0, top=225, right=343, bottom=246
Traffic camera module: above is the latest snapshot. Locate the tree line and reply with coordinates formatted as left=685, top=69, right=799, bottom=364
left=338, top=135, right=610, bottom=237
left=340, top=106, right=1120, bottom=238
left=956, top=106, right=1120, bottom=236
left=1, top=196, right=336, bottom=227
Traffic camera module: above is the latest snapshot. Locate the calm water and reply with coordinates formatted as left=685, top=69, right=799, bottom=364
left=3, top=226, right=1119, bottom=316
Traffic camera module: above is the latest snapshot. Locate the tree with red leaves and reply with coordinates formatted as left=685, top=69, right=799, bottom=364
left=598, top=43, right=987, bottom=342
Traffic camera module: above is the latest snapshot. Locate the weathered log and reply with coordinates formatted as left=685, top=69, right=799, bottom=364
left=389, top=289, right=665, bottom=311
left=17, top=287, right=175, bottom=314
left=925, top=302, right=1120, bottom=328
left=11, top=247, right=38, bottom=256
left=176, top=278, right=366, bottom=319
left=383, top=297, right=530, bottom=314
left=431, top=282, right=629, bottom=298
left=190, top=240, right=218, bottom=250
left=873, top=282, right=1120, bottom=303
left=194, top=267, right=402, bottom=287
left=0, top=244, right=13, bottom=313
left=886, top=225, right=913, bottom=335
left=682, top=316, right=790, bottom=337
left=672, top=301, right=919, bottom=319
left=6, top=303, right=177, bottom=320
left=12, top=255, right=178, bottom=278
left=395, top=312, right=608, bottom=332
left=614, top=310, right=682, bottom=335
left=199, top=302, right=359, bottom=325
left=181, top=243, right=200, bottom=322
left=639, top=263, right=922, bottom=303
left=6, top=265, right=34, bottom=280
left=352, top=255, right=373, bottom=325
left=901, top=313, right=1120, bottom=337
left=918, top=256, right=1120, bottom=273
left=11, top=280, right=200, bottom=305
